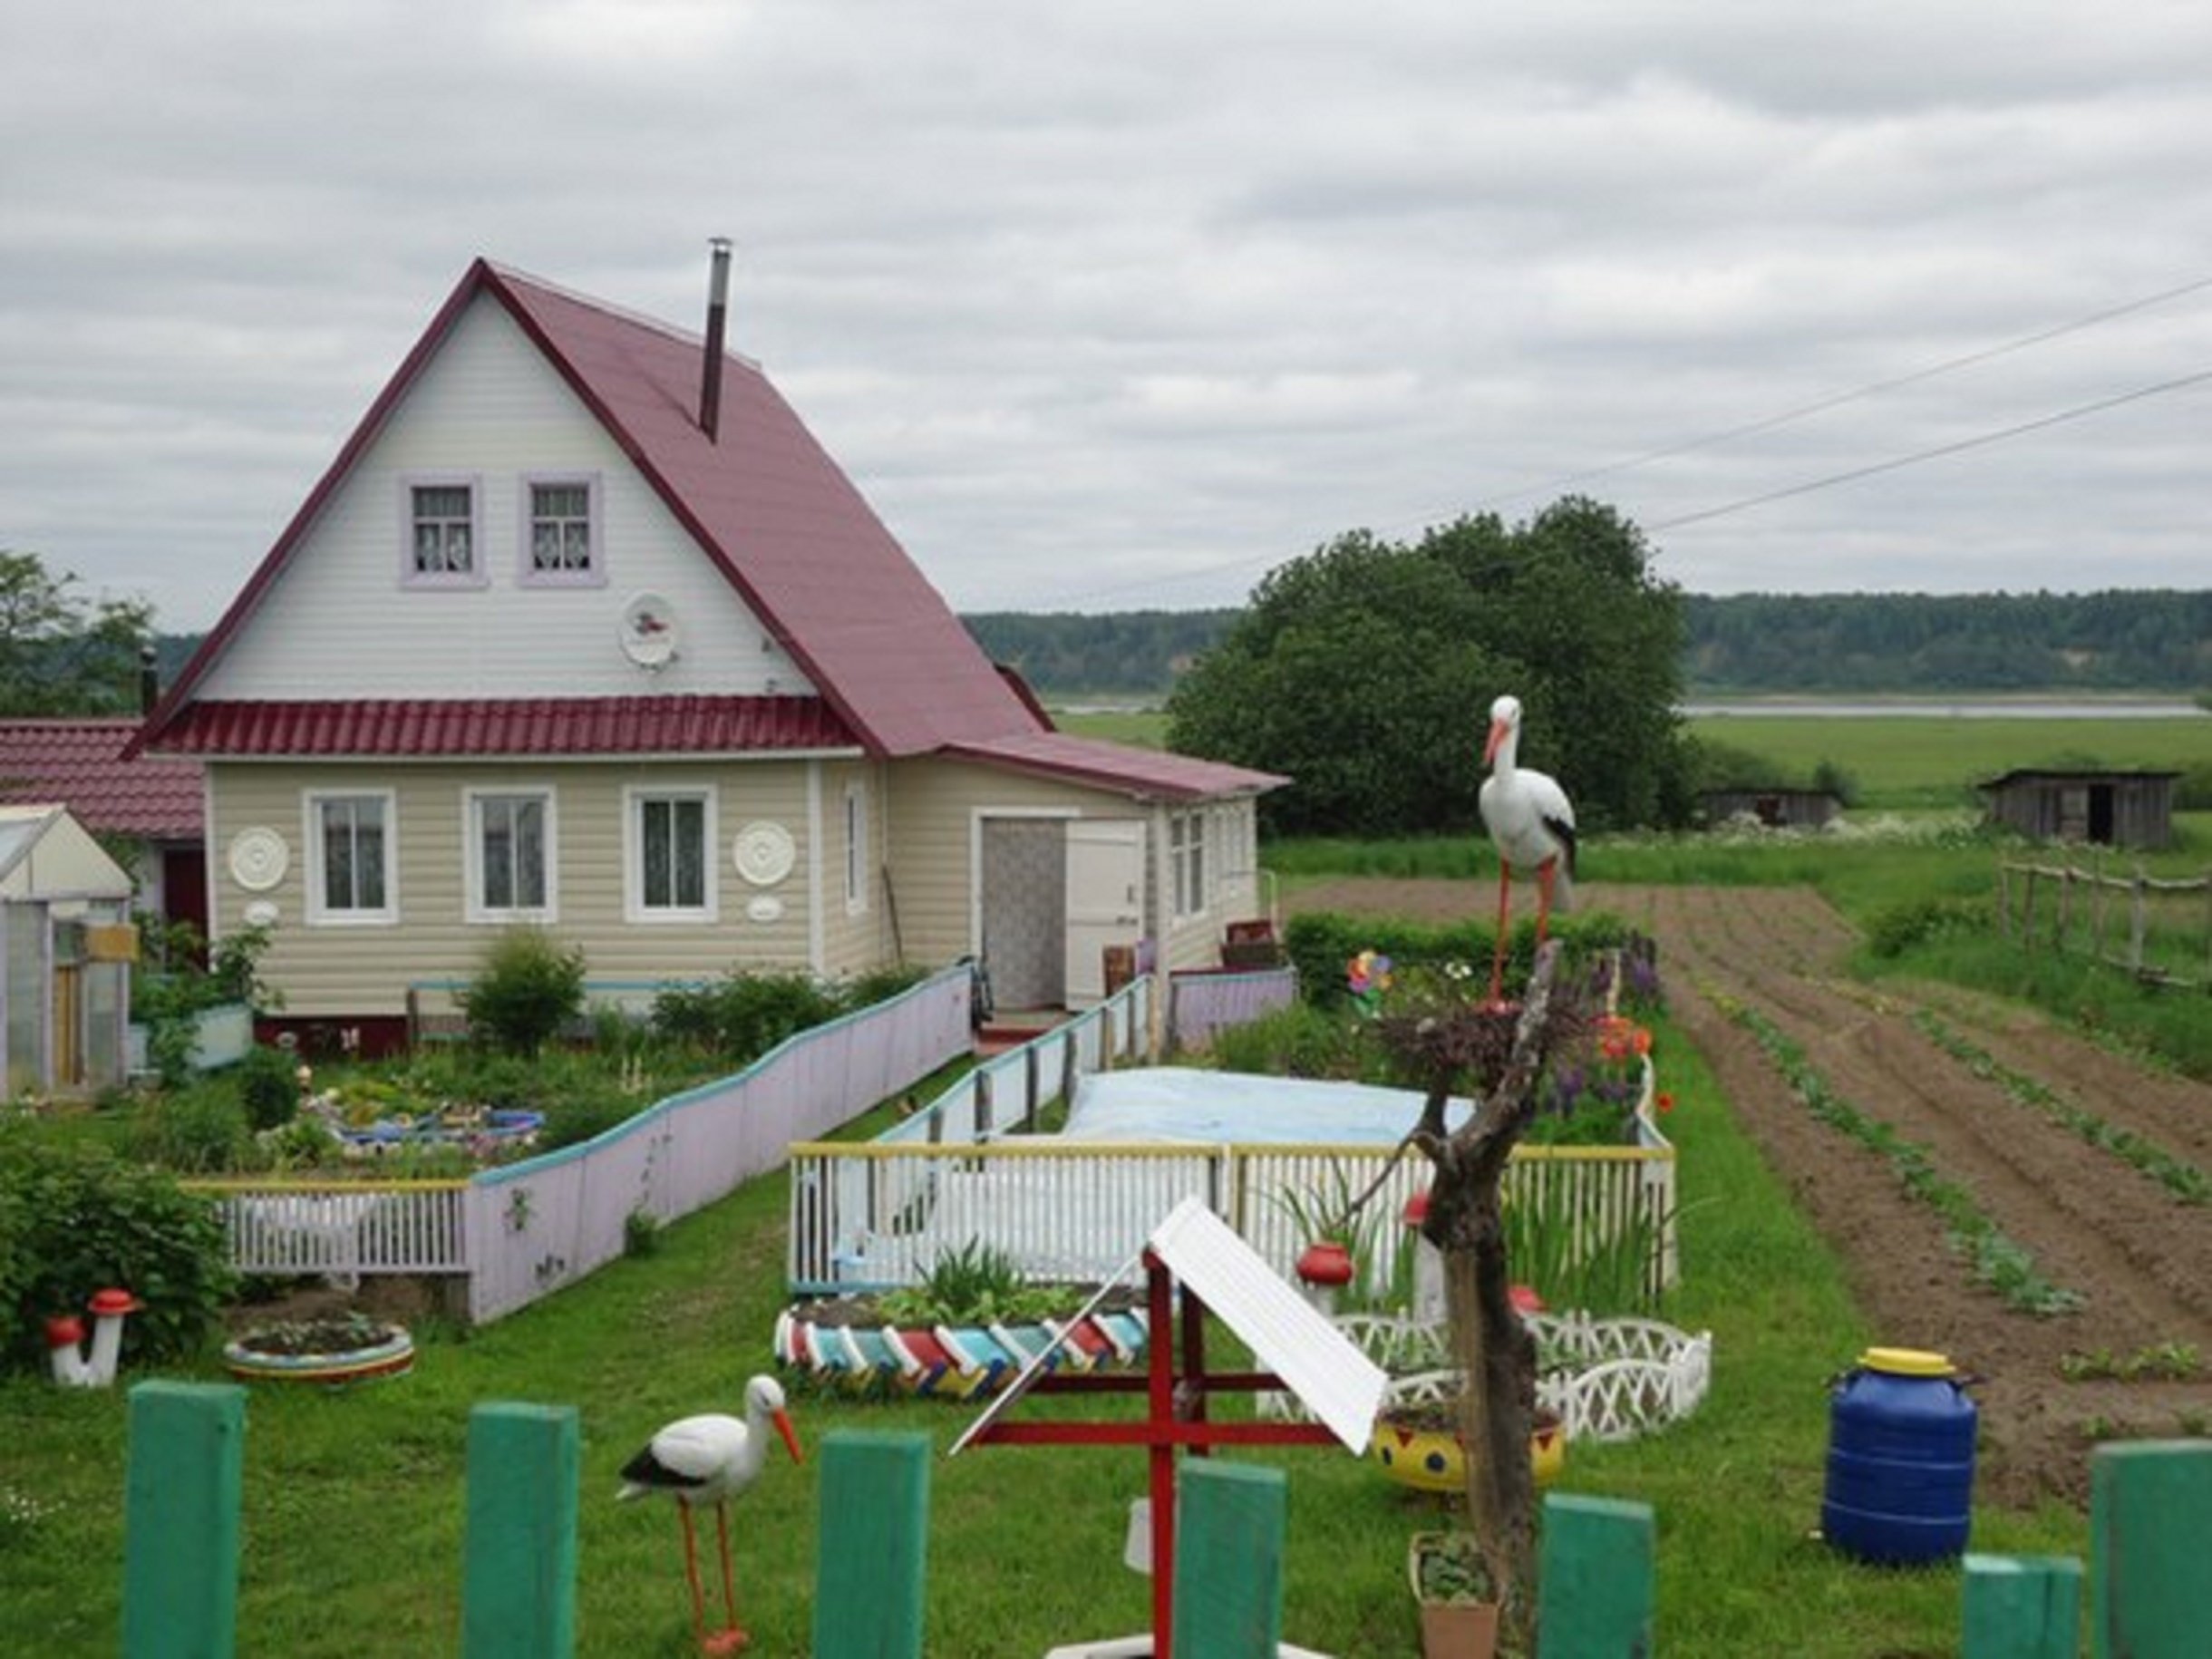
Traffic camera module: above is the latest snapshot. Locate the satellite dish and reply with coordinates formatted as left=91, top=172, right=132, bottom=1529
left=619, top=593, right=680, bottom=669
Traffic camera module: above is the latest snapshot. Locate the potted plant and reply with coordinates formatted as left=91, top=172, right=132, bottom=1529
left=1408, top=1528, right=1499, bottom=1659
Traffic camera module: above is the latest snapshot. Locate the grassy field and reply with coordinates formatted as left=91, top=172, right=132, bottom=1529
left=0, top=1012, right=2090, bottom=1657
left=1055, top=703, right=2212, bottom=812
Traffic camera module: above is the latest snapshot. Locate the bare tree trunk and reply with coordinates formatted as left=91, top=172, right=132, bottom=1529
left=1414, top=943, right=1565, bottom=1648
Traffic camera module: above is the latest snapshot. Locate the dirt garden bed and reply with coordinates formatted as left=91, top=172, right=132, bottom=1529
left=1288, top=878, right=2212, bottom=1508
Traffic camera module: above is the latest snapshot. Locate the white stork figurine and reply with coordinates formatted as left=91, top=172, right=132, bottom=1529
left=1478, top=693, right=1577, bottom=1002
left=618, top=1373, right=803, bottom=1655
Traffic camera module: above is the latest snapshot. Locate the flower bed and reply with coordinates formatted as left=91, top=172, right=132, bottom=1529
left=221, top=1314, right=415, bottom=1387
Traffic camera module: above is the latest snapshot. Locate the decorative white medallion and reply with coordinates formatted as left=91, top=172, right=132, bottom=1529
left=243, top=899, right=280, bottom=927
left=732, top=821, right=796, bottom=888
left=745, top=895, right=784, bottom=925
left=228, top=828, right=290, bottom=892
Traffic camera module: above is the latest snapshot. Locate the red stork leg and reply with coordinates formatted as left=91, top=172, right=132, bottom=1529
left=1533, top=856, right=1559, bottom=945
left=1489, top=859, right=1515, bottom=1004
left=702, top=1501, right=748, bottom=1654
left=677, top=1505, right=712, bottom=1654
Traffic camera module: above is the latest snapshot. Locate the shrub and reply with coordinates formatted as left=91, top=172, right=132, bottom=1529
left=0, top=1124, right=235, bottom=1373
left=650, top=970, right=839, bottom=1064
left=1284, top=910, right=1638, bottom=1012
left=1865, top=895, right=1991, bottom=959
left=128, top=1082, right=249, bottom=1173
left=461, top=927, right=587, bottom=1057
left=236, top=1044, right=301, bottom=1132
left=538, top=1078, right=641, bottom=1152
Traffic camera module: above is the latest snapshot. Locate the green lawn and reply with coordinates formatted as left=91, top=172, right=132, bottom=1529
left=0, top=1009, right=2091, bottom=1657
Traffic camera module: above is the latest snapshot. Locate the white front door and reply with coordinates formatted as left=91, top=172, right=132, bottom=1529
left=1063, top=820, right=1145, bottom=1007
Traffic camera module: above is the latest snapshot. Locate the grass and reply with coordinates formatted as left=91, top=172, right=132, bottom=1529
left=0, top=1014, right=2091, bottom=1657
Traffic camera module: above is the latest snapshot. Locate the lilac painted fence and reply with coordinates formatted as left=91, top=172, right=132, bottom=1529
left=1169, top=965, right=1298, bottom=1050
left=464, top=965, right=972, bottom=1324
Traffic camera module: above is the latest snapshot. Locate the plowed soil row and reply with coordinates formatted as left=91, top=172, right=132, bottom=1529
left=1285, top=878, right=2212, bottom=1505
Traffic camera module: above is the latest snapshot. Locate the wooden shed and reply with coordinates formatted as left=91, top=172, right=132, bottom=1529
left=1700, top=788, right=1844, bottom=831
left=1975, top=768, right=2179, bottom=850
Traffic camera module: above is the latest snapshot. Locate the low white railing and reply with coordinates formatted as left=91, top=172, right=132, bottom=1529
left=185, top=1180, right=470, bottom=1280
left=786, top=1136, right=1677, bottom=1297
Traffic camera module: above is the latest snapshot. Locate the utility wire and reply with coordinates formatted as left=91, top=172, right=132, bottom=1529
left=1027, top=270, right=2212, bottom=607
left=1650, top=365, right=2212, bottom=531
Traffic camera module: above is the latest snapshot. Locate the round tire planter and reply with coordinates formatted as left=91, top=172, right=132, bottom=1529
left=1372, top=1405, right=1566, bottom=1493
left=222, top=1322, right=415, bottom=1388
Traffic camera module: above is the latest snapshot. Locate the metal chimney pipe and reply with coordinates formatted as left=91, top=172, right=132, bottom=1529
left=138, top=644, right=159, bottom=715
left=699, top=237, right=732, bottom=441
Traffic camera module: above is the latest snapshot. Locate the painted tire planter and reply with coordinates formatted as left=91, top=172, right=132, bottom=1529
left=1372, top=1406, right=1567, bottom=1493
left=222, top=1323, right=415, bottom=1387
left=776, top=1300, right=1149, bottom=1400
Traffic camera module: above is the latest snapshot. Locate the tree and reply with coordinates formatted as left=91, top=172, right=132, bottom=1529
left=1166, top=500, right=1693, bottom=836
left=0, top=549, right=156, bottom=714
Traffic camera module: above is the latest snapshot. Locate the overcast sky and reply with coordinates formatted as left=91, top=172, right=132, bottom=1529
left=5, top=2, right=2209, bottom=634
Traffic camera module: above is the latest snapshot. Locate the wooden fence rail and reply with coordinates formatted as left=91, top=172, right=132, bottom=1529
left=118, top=1383, right=2209, bottom=1657
left=1998, top=856, right=2212, bottom=991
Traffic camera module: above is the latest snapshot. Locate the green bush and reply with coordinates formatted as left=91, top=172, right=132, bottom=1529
left=0, top=1124, right=235, bottom=1373
left=1864, top=895, right=1991, bottom=959
left=236, top=1044, right=301, bottom=1132
left=1208, top=1002, right=1364, bottom=1079
left=127, top=1082, right=249, bottom=1173
left=537, top=1078, right=642, bottom=1152
left=650, top=970, right=839, bottom=1064
left=461, top=927, right=587, bottom=1058
left=1284, top=909, right=1638, bottom=1011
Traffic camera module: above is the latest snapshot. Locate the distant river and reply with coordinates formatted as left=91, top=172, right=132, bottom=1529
left=1683, top=700, right=2204, bottom=719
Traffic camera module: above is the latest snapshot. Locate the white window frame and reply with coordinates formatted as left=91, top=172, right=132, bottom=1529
left=464, top=787, right=558, bottom=924
left=400, top=473, right=487, bottom=588
left=304, top=790, right=398, bottom=926
left=519, top=472, right=605, bottom=587
left=625, top=784, right=717, bottom=924
left=1171, top=807, right=1208, bottom=920
left=843, top=781, right=868, bottom=916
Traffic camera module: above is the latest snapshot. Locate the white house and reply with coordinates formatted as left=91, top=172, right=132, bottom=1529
left=132, top=253, right=1283, bottom=1053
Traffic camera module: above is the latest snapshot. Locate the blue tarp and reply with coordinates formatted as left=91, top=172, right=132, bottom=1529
left=1062, top=1066, right=1476, bottom=1145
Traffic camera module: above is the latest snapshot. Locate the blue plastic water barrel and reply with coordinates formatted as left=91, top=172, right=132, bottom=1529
left=1820, top=1346, right=1977, bottom=1565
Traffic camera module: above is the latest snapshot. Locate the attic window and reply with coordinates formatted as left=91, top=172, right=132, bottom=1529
left=402, top=475, right=486, bottom=588
left=521, top=474, right=604, bottom=587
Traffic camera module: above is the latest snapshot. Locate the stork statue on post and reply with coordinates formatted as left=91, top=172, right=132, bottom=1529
left=1478, top=693, right=1577, bottom=1003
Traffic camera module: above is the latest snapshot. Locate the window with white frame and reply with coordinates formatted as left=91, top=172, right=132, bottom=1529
left=521, top=475, right=602, bottom=584
left=844, top=782, right=868, bottom=913
left=306, top=791, right=396, bottom=923
left=1171, top=807, right=1207, bottom=919
left=467, top=790, right=555, bottom=921
left=627, top=787, right=715, bottom=921
left=403, top=476, right=482, bottom=585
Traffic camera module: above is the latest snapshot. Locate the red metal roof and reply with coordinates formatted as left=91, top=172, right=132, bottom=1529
left=942, top=732, right=1285, bottom=802
left=151, top=696, right=859, bottom=758
left=136, top=257, right=1281, bottom=803
left=0, top=719, right=204, bottom=839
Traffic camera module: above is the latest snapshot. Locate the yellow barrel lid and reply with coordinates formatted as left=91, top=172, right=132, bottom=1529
left=1859, top=1346, right=1955, bottom=1377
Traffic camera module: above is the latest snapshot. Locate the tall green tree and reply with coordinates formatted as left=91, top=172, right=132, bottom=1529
left=1166, top=499, right=1691, bottom=836
left=0, top=550, right=156, bottom=715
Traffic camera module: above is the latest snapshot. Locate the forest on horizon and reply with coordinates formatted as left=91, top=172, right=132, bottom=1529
left=963, top=589, right=2212, bottom=701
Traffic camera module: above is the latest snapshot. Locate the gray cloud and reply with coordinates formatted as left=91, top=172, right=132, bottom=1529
left=4, top=0, right=2209, bottom=631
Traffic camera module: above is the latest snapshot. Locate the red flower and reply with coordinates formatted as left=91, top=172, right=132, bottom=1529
left=1655, top=1091, right=1676, bottom=1114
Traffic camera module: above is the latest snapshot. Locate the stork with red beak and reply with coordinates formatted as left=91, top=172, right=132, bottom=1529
left=618, top=1373, right=803, bottom=1654
left=1478, top=693, right=1577, bottom=1002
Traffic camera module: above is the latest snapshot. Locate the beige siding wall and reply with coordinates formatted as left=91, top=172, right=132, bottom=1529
left=885, top=760, right=1265, bottom=977
left=209, top=759, right=842, bottom=1018
left=814, top=759, right=894, bottom=979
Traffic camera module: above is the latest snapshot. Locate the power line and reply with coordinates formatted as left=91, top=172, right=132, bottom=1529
left=1650, top=365, right=2212, bottom=531
left=1024, top=271, right=2212, bottom=609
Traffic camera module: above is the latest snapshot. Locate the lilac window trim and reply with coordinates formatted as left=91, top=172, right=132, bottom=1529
left=518, top=471, right=606, bottom=588
left=398, top=473, right=489, bottom=591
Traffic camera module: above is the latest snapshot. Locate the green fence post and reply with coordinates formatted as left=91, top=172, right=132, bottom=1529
left=1537, top=1491, right=1655, bottom=1657
left=461, top=1402, right=581, bottom=1659
left=1962, top=1554, right=2082, bottom=1659
left=2093, top=1439, right=2212, bottom=1659
left=813, top=1431, right=931, bottom=1659
left=1169, top=1461, right=1286, bottom=1659
left=122, top=1380, right=246, bottom=1659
